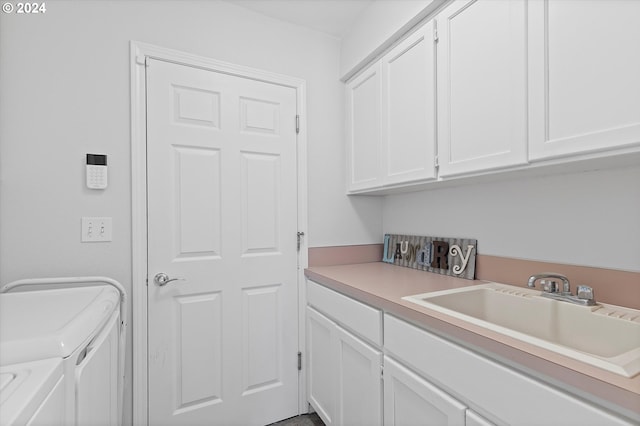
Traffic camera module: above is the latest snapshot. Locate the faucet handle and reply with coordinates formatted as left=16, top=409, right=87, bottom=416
left=576, top=285, right=595, bottom=301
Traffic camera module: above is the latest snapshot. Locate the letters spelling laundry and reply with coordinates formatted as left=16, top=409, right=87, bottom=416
left=383, top=234, right=477, bottom=280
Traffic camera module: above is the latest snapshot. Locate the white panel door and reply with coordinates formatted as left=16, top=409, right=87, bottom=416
left=346, top=62, right=383, bottom=192
left=147, top=58, right=299, bottom=425
left=436, top=0, right=527, bottom=177
left=335, top=325, right=382, bottom=426
left=528, top=0, right=640, bottom=160
left=383, top=356, right=466, bottom=426
left=382, top=21, right=436, bottom=185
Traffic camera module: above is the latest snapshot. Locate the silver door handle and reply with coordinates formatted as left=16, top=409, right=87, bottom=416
left=154, top=273, right=186, bottom=287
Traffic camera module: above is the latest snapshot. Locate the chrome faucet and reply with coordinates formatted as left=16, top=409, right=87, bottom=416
left=527, top=273, right=596, bottom=306
left=527, top=273, right=571, bottom=293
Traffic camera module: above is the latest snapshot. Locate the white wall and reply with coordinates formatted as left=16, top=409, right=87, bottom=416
left=340, top=0, right=444, bottom=79
left=383, top=166, right=640, bottom=272
left=0, top=1, right=380, bottom=424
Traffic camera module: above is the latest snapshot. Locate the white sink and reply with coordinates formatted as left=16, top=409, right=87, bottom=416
left=403, top=283, right=640, bottom=377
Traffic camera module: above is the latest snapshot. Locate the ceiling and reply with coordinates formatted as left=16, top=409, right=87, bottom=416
left=224, top=0, right=374, bottom=38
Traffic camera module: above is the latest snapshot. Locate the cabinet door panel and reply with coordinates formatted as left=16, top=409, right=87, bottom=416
left=384, top=356, right=466, bottom=426
left=336, top=326, right=382, bottom=426
left=306, top=307, right=336, bottom=426
left=382, top=23, right=436, bottom=184
left=346, top=63, right=382, bottom=192
left=528, top=0, right=640, bottom=160
left=437, top=0, right=527, bottom=176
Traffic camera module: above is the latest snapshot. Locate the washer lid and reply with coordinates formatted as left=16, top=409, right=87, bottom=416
left=0, top=358, right=63, bottom=425
left=0, top=373, right=13, bottom=392
left=0, top=285, right=119, bottom=364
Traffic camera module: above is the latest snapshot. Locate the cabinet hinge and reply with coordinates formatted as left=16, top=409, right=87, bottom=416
left=435, top=155, right=439, bottom=169
left=298, top=351, right=302, bottom=371
left=297, top=231, right=305, bottom=251
left=380, top=364, right=384, bottom=379
left=433, top=27, right=439, bottom=43
left=295, top=115, right=300, bottom=134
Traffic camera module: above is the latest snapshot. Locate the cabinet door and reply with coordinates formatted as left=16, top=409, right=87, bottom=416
left=381, top=22, right=437, bottom=185
left=436, top=0, right=527, bottom=177
left=306, top=307, right=336, bottom=426
left=384, top=356, right=466, bottom=426
left=346, top=62, right=383, bottom=192
left=528, top=0, right=640, bottom=160
left=335, top=325, right=382, bottom=426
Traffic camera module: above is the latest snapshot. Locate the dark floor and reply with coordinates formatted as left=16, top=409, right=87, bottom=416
left=268, top=413, right=325, bottom=426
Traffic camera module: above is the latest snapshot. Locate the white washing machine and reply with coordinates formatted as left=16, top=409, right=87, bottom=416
left=0, top=358, right=65, bottom=425
left=0, top=281, right=125, bottom=426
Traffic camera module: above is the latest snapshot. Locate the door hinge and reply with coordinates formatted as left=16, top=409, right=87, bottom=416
left=298, top=351, right=302, bottom=371
left=297, top=231, right=305, bottom=251
left=295, top=115, right=300, bottom=134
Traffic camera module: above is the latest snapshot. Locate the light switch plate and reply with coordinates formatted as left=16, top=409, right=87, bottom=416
left=81, top=217, right=112, bottom=242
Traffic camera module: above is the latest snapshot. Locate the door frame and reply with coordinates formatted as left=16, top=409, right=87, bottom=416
left=129, top=41, right=309, bottom=426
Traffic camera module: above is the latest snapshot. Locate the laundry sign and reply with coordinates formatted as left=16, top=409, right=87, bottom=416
left=382, top=234, right=477, bottom=280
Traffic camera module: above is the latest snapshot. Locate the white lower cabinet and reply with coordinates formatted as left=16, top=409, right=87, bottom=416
left=306, top=280, right=383, bottom=426
left=306, top=283, right=633, bottom=425
left=336, top=324, right=383, bottom=426
left=384, top=314, right=633, bottom=426
left=306, top=307, right=383, bottom=426
left=383, top=356, right=467, bottom=426
left=307, top=306, right=336, bottom=425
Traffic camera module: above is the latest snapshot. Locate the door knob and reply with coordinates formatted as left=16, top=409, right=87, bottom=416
left=154, top=273, right=186, bottom=286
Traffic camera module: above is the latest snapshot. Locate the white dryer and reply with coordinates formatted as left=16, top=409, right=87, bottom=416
left=0, top=282, right=124, bottom=426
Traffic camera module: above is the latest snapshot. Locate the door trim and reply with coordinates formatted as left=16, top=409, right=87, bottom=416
left=129, top=41, right=308, bottom=426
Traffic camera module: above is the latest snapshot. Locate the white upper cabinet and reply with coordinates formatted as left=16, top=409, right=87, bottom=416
left=381, top=22, right=437, bottom=185
left=346, top=62, right=383, bottom=192
left=528, top=0, right=640, bottom=160
left=436, top=0, right=528, bottom=177
left=345, top=0, right=639, bottom=194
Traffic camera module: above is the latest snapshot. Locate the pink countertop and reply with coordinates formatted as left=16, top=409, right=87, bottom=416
left=305, top=262, right=640, bottom=416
